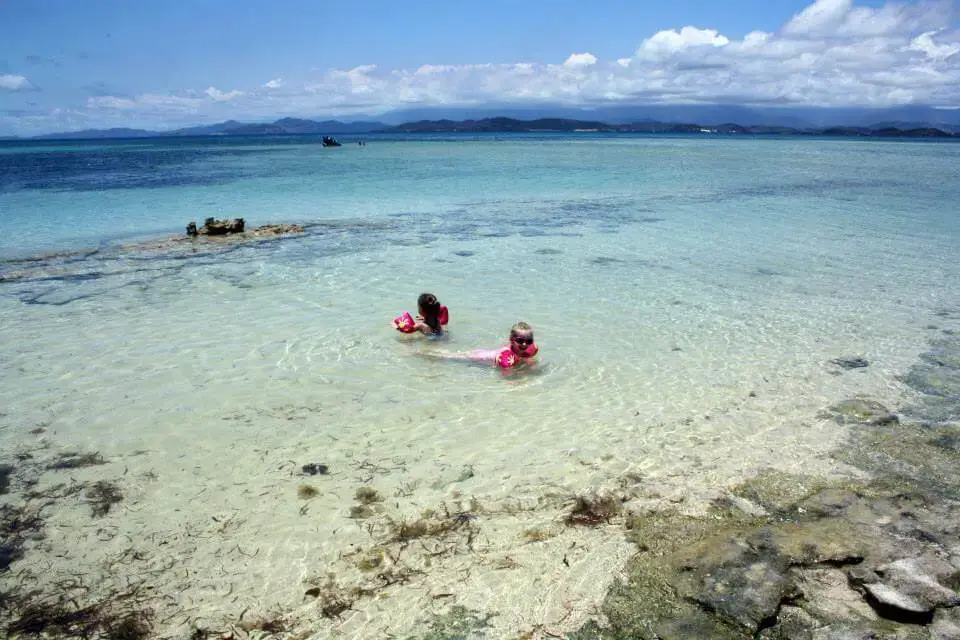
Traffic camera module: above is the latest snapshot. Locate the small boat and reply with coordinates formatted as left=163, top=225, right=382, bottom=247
left=322, top=136, right=342, bottom=147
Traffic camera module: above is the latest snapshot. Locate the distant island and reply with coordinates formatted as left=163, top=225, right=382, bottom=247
left=25, top=118, right=389, bottom=140
left=9, top=116, right=957, bottom=141
left=375, top=117, right=956, bottom=138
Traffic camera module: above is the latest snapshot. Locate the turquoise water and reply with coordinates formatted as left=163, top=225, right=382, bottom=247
left=1, top=134, right=959, bottom=636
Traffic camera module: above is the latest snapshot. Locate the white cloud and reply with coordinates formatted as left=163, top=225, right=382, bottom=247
left=564, top=52, right=598, bottom=68
left=784, top=0, right=855, bottom=36
left=0, top=74, right=37, bottom=91
left=205, top=86, right=244, bottom=101
left=784, top=0, right=951, bottom=37
left=910, top=30, right=960, bottom=60
left=86, top=96, right=137, bottom=109
left=639, top=27, right=730, bottom=56
left=7, top=0, right=960, bottom=135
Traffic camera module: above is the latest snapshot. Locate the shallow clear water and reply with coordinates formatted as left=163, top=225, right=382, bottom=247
left=1, top=134, right=959, bottom=636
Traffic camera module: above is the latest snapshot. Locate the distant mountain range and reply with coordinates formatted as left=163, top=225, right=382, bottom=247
left=376, top=117, right=956, bottom=137
left=376, top=104, right=960, bottom=130
left=12, top=112, right=960, bottom=141
left=27, top=118, right=388, bottom=140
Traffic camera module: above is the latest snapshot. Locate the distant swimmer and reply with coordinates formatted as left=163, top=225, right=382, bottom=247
left=392, top=292, right=449, bottom=338
left=422, top=322, right=539, bottom=369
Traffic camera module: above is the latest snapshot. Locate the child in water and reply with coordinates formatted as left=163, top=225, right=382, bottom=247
left=393, top=292, right=449, bottom=337
left=422, top=322, right=539, bottom=369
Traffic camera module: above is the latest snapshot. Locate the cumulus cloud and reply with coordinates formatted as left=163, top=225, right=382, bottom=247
left=8, top=0, right=960, bottom=134
left=639, top=27, right=730, bottom=56
left=564, top=52, right=598, bottom=68
left=0, top=74, right=37, bottom=91
left=205, top=86, right=244, bottom=101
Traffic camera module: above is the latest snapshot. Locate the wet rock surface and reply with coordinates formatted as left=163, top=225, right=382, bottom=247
left=181, top=220, right=305, bottom=242
left=192, top=217, right=245, bottom=235
left=831, top=356, right=870, bottom=370
left=578, top=320, right=960, bottom=639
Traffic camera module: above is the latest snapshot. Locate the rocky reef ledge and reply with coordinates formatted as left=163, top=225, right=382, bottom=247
left=0, top=218, right=306, bottom=283
left=570, top=321, right=960, bottom=640
left=183, top=217, right=305, bottom=242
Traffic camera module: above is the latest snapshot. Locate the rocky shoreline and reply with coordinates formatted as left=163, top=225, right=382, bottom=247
left=568, top=322, right=960, bottom=639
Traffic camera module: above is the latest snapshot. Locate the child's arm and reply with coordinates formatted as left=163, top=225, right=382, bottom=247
left=413, top=316, right=433, bottom=335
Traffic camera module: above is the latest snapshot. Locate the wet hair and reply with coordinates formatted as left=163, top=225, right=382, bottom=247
left=418, top=292, right=442, bottom=333
left=510, top=321, right=533, bottom=338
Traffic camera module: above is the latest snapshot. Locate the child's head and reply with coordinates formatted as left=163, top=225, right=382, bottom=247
left=418, top=292, right=440, bottom=315
left=510, top=321, right=533, bottom=340
left=509, top=322, right=536, bottom=355
left=418, top=293, right=442, bottom=331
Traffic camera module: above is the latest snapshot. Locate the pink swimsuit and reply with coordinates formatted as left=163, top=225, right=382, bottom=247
left=468, top=343, right=538, bottom=368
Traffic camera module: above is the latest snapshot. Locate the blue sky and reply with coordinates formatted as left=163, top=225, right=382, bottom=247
left=1, top=0, right=958, bottom=135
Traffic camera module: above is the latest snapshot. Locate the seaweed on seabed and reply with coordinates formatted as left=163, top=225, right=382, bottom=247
left=297, top=484, right=320, bottom=500
left=239, top=611, right=289, bottom=634
left=349, top=486, right=384, bottom=519
left=303, top=577, right=355, bottom=620
left=387, top=504, right=479, bottom=546
left=564, top=490, right=624, bottom=526
left=85, top=481, right=123, bottom=518
left=0, top=503, right=46, bottom=572
left=48, top=452, right=106, bottom=470
left=5, top=592, right=152, bottom=640
left=355, top=486, right=383, bottom=505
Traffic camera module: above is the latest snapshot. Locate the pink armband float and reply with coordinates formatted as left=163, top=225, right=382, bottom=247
left=496, top=343, right=538, bottom=368
left=394, top=306, right=449, bottom=333
left=393, top=311, right=416, bottom=333
left=497, top=349, right=519, bottom=368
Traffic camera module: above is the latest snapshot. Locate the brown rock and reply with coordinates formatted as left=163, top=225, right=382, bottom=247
left=199, top=217, right=245, bottom=235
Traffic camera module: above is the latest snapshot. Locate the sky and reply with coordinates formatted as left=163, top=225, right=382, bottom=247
left=1, top=0, right=959, bottom=135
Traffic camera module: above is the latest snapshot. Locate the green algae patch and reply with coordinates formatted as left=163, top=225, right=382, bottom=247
left=597, top=507, right=768, bottom=639
left=728, top=468, right=850, bottom=516
left=818, top=398, right=898, bottom=426
left=575, top=466, right=924, bottom=639
left=402, top=605, right=495, bottom=640
left=838, top=420, right=960, bottom=501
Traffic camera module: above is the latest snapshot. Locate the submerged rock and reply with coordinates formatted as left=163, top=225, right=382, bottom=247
left=903, top=334, right=960, bottom=412
left=819, top=399, right=898, bottom=426
left=863, top=583, right=933, bottom=623
left=928, top=432, right=960, bottom=452
left=301, top=463, right=329, bottom=476
left=830, top=356, right=869, bottom=370
left=572, top=324, right=960, bottom=640
left=867, top=556, right=960, bottom=615
left=932, top=607, right=960, bottom=640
